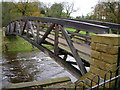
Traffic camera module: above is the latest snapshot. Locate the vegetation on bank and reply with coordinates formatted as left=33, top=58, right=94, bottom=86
left=1, top=0, right=119, bottom=52
left=3, top=35, right=38, bottom=52
left=2, top=0, right=120, bottom=27
left=2, top=30, right=53, bottom=52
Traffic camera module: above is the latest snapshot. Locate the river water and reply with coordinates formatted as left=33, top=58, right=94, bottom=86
left=1, top=51, right=77, bottom=87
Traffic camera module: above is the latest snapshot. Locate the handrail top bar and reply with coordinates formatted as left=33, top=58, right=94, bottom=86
left=69, top=18, right=120, bottom=31
left=45, top=17, right=109, bottom=28
left=6, top=17, right=110, bottom=34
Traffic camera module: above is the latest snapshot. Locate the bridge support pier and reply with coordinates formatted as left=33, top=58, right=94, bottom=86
left=76, top=34, right=120, bottom=88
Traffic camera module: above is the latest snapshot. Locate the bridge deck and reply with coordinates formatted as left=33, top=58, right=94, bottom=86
left=5, top=17, right=119, bottom=78
left=39, top=31, right=91, bottom=62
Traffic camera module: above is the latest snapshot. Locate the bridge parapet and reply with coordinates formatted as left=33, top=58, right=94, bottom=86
left=77, top=34, right=120, bottom=88
left=5, top=17, right=120, bottom=79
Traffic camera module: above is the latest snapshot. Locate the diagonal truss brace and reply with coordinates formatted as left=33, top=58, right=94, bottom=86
left=60, top=26, right=87, bottom=75
left=39, top=24, right=55, bottom=44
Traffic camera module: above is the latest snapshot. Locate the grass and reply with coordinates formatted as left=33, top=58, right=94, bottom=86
left=49, top=27, right=95, bottom=36
left=66, top=28, right=95, bottom=35
left=2, top=35, right=53, bottom=52
left=3, top=36, right=39, bottom=52
left=42, top=44, right=54, bottom=50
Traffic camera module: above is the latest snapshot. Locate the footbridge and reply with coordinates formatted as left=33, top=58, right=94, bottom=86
left=5, top=17, right=120, bottom=79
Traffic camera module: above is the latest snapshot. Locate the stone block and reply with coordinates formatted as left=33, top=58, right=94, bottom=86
left=94, top=59, right=106, bottom=70
left=105, top=63, right=117, bottom=71
left=91, top=50, right=101, bottom=59
left=90, top=65, right=106, bottom=78
left=91, top=42, right=96, bottom=50
left=90, top=58, right=95, bottom=65
left=106, top=45, right=119, bottom=55
left=87, top=72, right=99, bottom=83
left=4, top=77, right=71, bottom=89
left=95, top=43, right=107, bottom=52
left=90, top=58, right=117, bottom=71
left=101, top=53, right=118, bottom=64
left=86, top=78, right=97, bottom=87
left=92, top=34, right=120, bottom=45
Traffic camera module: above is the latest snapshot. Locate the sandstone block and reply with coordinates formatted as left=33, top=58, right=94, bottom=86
left=96, top=43, right=107, bottom=52
left=91, top=42, right=96, bottom=50
left=91, top=50, right=101, bottom=59
left=92, top=34, right=120, bottom=45
left=90, top=65, right=106, bottom=78
left=101, top=53, right=118, bottom=64
left=105, top=63, right=117, bottom=71
left=106, top=45, right=119, bottom=55
left=94, top=59, right=106, bottom=70
left=90, top=58, right=95, bottom=65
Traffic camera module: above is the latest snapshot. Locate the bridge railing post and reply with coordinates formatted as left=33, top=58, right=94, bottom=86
left=54, top=24, right=59, bottom=56
left=36, top=21, right=40, bottom=44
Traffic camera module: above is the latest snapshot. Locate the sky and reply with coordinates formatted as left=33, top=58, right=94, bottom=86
left=2, top=0, right=99, bottom=17
left=39, top=0, right=99, bottom=17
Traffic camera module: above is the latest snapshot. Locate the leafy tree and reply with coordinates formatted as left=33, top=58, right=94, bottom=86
left=2, top=1, right=44, bottom=27
left=90, top=0, right=120, bottom=23
left=46, top=3, right=64, bottom=18
left=2, top=2, right=15, bottom=27
left=12, top=2, right=44, bottom=17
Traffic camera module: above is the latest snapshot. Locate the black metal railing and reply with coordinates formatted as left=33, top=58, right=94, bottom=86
left=58, top=65, right=120, bottom=90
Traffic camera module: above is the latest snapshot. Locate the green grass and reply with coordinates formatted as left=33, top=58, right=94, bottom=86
left=6, top=43, right=38, bottom=52
left=42, top=44, right=54, bottom=50
left=2, top=35, right=54, bottom=52
left=66, top=28, right=95, bottom=35
left=3, top=36, right=39, bottom=52
left=66, top=28, right=76, bottom=32
left=45, top=27, right=95, bottom=36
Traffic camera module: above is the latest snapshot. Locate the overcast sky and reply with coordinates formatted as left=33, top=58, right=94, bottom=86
left=39, top=0, right=99, bottom=17
left=2, top=0, right=99, bottom=17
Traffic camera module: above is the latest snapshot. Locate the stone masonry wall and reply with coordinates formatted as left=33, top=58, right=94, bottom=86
left=77, top=34, right=120, bottom=88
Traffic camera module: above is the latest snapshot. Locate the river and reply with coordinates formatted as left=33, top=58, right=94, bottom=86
left=1, top=50, right=77, bottom=88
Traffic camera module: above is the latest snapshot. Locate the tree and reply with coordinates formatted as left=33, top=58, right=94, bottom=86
left=12, top=1, right=44, bottom=17
left=90, top=0, right=120, bottom=23
left=2, top=2, right=15, bottom=27
left=42, top=3, right=51, bottom=17
left=63, top=2, right=78, bottom=18
left=2, top=1, right=45, bottom=27
left=45, top=3, right=64, bottom=18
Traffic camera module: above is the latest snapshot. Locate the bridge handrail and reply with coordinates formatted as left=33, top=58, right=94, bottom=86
left=6, top=17, right=110, bottom=34
left=68, top=18, right=120, bottom=31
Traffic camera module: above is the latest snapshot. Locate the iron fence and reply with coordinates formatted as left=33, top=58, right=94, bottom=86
left=58, top=66, right=120, bottom=90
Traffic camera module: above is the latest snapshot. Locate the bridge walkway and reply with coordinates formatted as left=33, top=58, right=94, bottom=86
left=5, top=17, right=119, bottom=78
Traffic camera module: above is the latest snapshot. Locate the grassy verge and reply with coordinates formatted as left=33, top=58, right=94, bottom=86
left=3, top=36, right=39, bottom=52
left=66, top=28, right=95, bottom=35
left=3, top=36, right=54, bottom=52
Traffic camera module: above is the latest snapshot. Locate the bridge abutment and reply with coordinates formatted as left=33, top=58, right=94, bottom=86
left=76, top=34, right=120, bottom=88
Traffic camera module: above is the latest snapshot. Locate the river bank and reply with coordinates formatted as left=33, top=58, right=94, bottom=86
left=1, top=28, right=77, bottom=88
